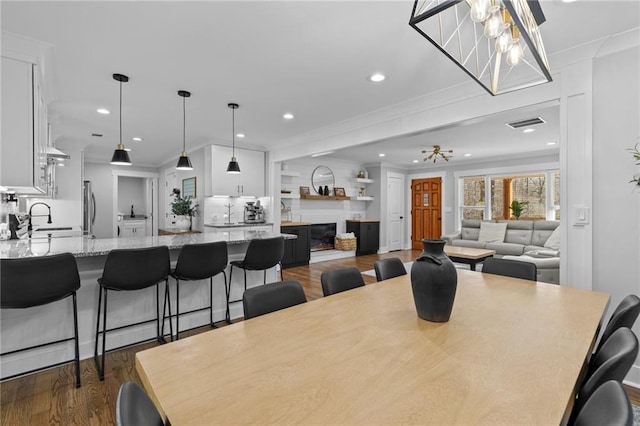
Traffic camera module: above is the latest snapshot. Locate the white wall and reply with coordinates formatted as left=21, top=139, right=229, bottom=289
left=279, top=156, right=372, bottom=234
left=592, top=46, right=640, bottom=385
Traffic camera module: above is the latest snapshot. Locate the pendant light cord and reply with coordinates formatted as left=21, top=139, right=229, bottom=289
left=182, top=96, right=186, bottom=152
left=232, top=108, right=235, bottom=157
left=119, top=80, right=123, bottom=145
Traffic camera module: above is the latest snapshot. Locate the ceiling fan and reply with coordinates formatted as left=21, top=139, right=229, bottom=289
left=422, top=145, right=454, bottom=163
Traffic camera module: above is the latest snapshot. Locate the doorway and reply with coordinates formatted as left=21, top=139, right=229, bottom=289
left=112, top=170, right=159, bottom=237
left=411, top=177, right=442, bottom=249
left=387, top=172, right=405, bottom=251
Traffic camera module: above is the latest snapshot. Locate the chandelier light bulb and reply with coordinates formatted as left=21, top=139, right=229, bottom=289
left=495, top=24, right=513, bottom=53
left=470, top=0, right=491, bottom=22
left=483, top=6, right=503, bottom=39
left=506, top=38, right=524, bottom=66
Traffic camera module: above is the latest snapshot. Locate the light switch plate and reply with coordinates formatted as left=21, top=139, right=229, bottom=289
left=574, top=205, right=590, bottom=226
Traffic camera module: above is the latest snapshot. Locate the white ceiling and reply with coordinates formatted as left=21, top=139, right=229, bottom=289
left=2, top=1, right=639, bottom=168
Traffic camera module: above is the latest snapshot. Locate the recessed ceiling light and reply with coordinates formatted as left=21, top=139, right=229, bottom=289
left=547, top=141, right=557, bottom=146
left=124, top=148, right=132, bottom=152
left=464, top=153, right=472, bottom=157
left=97, top=108, right=110, bottom=115
left=412, top=160, right=419, bottom=163
left=283, top=113, right=294, bottom=120
left=132, top=137, right=143, bottom=142
left=236, top=133, right=245, bottom=138
left=378, top=153, right=385, bottom=157
left=522, top=128, right=536, bottom=133
left=369, top=73, right=386, bottom=83
left=562, top=0, right=577, bottom=3
left=311, top=151, right=335, bottom=158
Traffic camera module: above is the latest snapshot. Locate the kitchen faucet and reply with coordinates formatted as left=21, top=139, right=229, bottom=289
left=28, top=202, right=52, bottom=235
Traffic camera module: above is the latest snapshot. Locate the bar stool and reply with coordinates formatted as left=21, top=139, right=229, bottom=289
left=94, top=246, right=170, bottom=381
left=161, top=241, right=228, bottom=340
left=228, top=236, right=284, bottom=321
left=0, top=253, right=82, bottom=387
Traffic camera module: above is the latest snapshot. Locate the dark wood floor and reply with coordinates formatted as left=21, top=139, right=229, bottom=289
left=1, top=249, right=638, bottom=425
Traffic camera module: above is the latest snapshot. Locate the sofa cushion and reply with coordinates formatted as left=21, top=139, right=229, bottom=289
left=486, top=242, right=526, bottom=256
left=478, top=222, right=507, bottom=243
left=451, top=240, right=488, bottom=249
left=496, top=220, right=533, bottom=245
left=531, top=220, right=560, bottom=247
left=543, top=226, right=561, bottom=250
left=460, top=219, right=482, bottom=240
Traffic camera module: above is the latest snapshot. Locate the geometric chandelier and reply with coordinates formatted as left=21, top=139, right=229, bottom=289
left=409, top=0, right=551, bottom=96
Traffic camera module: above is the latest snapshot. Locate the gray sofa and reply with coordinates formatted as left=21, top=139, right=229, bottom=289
left=442, top=219, right=559, bottom=257
left=443, top=219, right=560, bottom=284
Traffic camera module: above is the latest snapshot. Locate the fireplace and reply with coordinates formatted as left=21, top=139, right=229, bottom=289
left=310, top=223, right=336, bottom=252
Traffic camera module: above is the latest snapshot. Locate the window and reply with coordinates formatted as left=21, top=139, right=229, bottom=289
left=460, top=170, right=559, bottom=221
left=462, top=177, right=485, bottom=220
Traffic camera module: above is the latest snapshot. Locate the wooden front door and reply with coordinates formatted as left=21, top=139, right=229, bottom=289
left=411, top=178, right=442, bottom=249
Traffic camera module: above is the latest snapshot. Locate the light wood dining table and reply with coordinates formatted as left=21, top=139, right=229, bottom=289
left=135, top=270, right=609, bottom=425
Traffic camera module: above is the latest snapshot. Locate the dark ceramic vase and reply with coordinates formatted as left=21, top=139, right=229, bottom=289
left=410, top=239, right=458, bottom=322
left=324, top=185, right=329, bottom=196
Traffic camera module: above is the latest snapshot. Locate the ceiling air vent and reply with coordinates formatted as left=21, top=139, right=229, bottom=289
left=505, top=117, right=546, bottom=129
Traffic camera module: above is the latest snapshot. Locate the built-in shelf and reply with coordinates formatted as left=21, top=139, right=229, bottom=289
left=281, top=170, right=301, bottom=177
left=280, top=193, right=300, bottom=199
left=354, top=196, right=374, bottom=201
left=300, top=194, right=351, bottom=201
left=355, top=178, right=374, bottom=184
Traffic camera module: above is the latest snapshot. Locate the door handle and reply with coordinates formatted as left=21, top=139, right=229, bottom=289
left=400, top=216, right=404, bottom=219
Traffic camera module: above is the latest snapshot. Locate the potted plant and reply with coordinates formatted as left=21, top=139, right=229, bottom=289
left=171, top=196, right=197, bottom=230
left=628, top=143, right=640, bottom=188
left=509, top=200, right=529, bottom=220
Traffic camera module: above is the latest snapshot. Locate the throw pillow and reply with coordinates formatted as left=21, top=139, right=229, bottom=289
left=477, top=222, right=507, bottom=243
left=543, top=227, right=561, bottom=250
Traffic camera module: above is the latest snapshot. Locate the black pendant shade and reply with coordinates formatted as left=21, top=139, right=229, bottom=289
left=110, top=73, right=132, bottom=166
left=227, top=103, right=241, bottom=174
left=226, top=157, right=241, bottom=173
left=176, top=90, right=193, bottom=170
left=177, top=154, right=193, bottom=170
left=111, top=145, right=131, bottom=166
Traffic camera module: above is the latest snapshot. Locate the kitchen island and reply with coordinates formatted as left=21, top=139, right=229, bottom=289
left=0, top=231, right=295, bottom=379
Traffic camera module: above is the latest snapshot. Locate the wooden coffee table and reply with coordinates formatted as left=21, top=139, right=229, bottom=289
left=443, top=245, right=495, bottom=271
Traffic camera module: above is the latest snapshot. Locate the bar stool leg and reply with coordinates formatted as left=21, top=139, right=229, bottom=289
left=209, top=276, right=217, bottom=328
left=279, top=262, right=284, bottom=281
left=161, top=281, right=173, bottom=342
left=227, top=265, right=234, bottom=323
left=263, top=270, right=267, bottom=285
left=175, top=279, right=180, bottom=340
left=223, top=271, right=231, bottom=324
left=93, top=286, right=103, bottom=373
left=72, top=292, right=81, bottom=388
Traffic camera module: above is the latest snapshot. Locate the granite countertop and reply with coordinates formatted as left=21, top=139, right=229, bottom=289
left=346, top=219, right=380, bottom=222
left=204, top=222, right=273, bottom=228
left=0, top=231, right=295, bottom=259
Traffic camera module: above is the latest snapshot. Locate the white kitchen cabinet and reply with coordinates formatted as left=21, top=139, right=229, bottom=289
left=206, top=145, right=265, bottom=197
left=0, top=54, right=48, bottom=195
left=121, top=219, right=147, bottom=237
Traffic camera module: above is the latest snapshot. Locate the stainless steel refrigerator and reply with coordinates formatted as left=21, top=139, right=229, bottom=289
left=83, top=180, right=96, bottom=237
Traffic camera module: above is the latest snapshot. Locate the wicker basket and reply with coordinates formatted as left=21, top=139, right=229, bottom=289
left=335, top=236, right=357, bottom=251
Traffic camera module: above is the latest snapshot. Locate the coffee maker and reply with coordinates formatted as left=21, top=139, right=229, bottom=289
left=243, top=201, right=265, bottom=223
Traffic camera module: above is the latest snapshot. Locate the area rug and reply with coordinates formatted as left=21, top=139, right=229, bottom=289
left=634, top=404, right=640, bottom=426
left=362, top=261, right=473, bottom=277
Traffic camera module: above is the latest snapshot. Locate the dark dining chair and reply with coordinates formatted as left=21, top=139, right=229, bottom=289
left=572, top=327, right=638, bottom=421
left=162, top=241, right=228, bottom=340
left=573, top=380, right=633, bottom=426
left=242, top=280, right=307, bottom=320
left=116, top=381, right=164, bottom=426
left=0, top=253, right=82, bottom=387
left=321, top=267, right=365, bottom=297
left=374, top=257, right=407, bottom=281
left=595, top=294, right=640, bottom=352
left=94, top=246, right=170, bottom=381
left=481, top=257, right=537, bottom=281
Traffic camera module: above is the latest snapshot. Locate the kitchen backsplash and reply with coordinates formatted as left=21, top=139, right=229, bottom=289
left=203, top=196, right=271, bottom=224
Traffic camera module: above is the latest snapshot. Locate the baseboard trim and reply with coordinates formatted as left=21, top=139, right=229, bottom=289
left=624, top=364, right=640, bottom=389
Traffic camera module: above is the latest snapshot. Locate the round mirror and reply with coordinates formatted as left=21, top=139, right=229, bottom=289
left=311, top=165, right=335, bottom=195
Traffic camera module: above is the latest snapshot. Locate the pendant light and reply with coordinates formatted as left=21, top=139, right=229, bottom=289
left=110, top=73, right=132, bottom=166
left=176, top=90, right=193, bottom=170
left=226, top=103, right=241, bottom=174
